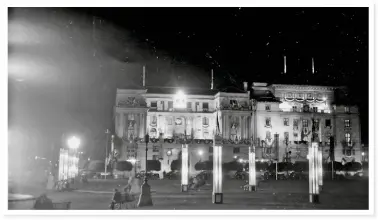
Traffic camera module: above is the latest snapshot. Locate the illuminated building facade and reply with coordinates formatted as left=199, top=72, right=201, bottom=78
left=113, top=81, right=362, bottom=175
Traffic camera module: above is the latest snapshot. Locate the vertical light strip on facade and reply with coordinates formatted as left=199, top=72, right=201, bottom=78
left=249, top=146, right=256, bottom=190
left=181, top=144, right=189, bottom=186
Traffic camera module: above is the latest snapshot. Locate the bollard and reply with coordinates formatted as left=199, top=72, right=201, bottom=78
left=137, top=177, right=153, bottom=207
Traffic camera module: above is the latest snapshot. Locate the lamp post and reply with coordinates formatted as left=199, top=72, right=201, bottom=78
left=145, top=134, right=149, bottom=174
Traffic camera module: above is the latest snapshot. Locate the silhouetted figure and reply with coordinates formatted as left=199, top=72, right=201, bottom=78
left=34, top=194, right=53, bottom=210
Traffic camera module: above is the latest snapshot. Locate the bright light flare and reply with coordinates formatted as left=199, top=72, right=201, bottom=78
left=67, top=136, right=80, bottom=149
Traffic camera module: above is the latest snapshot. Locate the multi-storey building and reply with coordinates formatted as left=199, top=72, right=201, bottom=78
left=251, top=82, right=362, bottom=164
left=113, top=79, right=362, bottom=176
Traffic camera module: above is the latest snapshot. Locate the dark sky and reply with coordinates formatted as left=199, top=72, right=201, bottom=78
left=8, top=7, right=369, bottom=161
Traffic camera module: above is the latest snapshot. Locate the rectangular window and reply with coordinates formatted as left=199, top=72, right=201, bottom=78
left=292, top=106, right=298, bottom=112
left=167, top=117, right=172, bottom=125
left=209, top=155, right=213, bottom=161
left=344, top=119, right=350, bottom=128
left=203, top=102, right=209, bottom=110
left=161, top=101, right=165, bottom=111
left=230, top=100, right=238, bottom=106
left=325, top=119, right=331, bottom=127
left=187, top=102, right=192, bottom=110
left=345, top=106, right=350, bottom=113
left=302, top=119, right=308, bottom=127
left=209, top=146, right=213, bottom=153
left=293, top=119, right=299, bottom=127
left=152, top=155, right=159, bottom=160
left=151, top=101, right=157, bottom=108
left=345, top=133, right=351, bottom=146
left=202, top=117, right=209, bottom=126
left=265, top=117, right=271, bottom=127
left=265, top=105, right=271, bottom=111
left=153, top=146, right=159, bottom=152
left=293, top=133, right=298, bottom=138
left=284, top=132, right=289, bottom=142
left=313, top=107, right=318, bottom=113
left=266, top=131, right=271, bottom=139
left=168, top=101, right=173, bottom=110
left=233, top=147, right=240, bottom=153
left=284, top=118, right=289, bottom=126
left=151, top=116, right=157, bottom=125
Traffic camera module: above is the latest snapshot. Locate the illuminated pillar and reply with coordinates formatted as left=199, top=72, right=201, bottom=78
left=248, top=146, right=256, bottom=191
left=309, top=142, right=320, bottom=203
left=212, top=134, right=223, bottom=204
left=181, top=144, right=189, bottom=192
left=318, top=148, right=323, bottom=191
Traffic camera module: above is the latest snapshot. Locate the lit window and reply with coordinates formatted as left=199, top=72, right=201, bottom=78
left=265, top=105, right=271, bottom=111
left=265, top=117, right=271, bottom=127
left=302, top=119, right=308, bottom=127
left=345, top=133, right=351, bottom=146
left=344, top=119, right=350, bottom=128
left=345, top=106, right=350, bottom=113
left=284, top=118, right=289, bottom=126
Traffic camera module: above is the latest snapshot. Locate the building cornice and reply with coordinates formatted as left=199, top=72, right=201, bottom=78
left=271, top=84, right=337, bottom=91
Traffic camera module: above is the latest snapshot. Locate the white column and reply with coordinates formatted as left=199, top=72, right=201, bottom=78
left=309, top=142, right=320, bottom=203
left=212, top=135, right=223, bottom=204
left=181, top=144, right=189, bottom=192
left=248, top=146, right=256, bottom=191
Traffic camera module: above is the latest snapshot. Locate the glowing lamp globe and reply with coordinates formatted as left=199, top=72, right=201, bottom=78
left=67, top=136, right=80, bottom=149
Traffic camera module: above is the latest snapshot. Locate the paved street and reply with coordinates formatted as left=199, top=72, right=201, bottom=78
left=10, top=178, right=368, bottom=210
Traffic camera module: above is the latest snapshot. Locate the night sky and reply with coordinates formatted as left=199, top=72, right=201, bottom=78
left=8, top=7, right=369, bottom=161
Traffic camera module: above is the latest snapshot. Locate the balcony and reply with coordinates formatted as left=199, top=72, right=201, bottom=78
left=219, top=104, right=251, bottom=111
